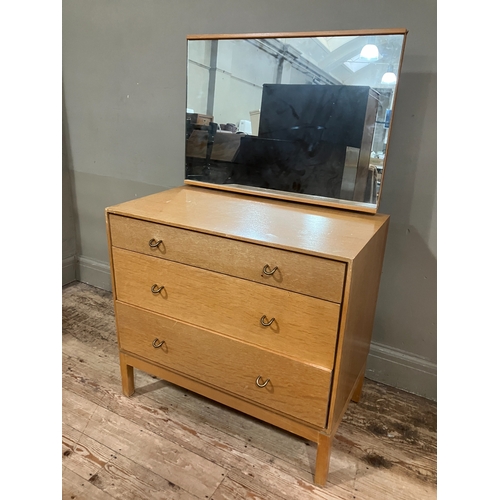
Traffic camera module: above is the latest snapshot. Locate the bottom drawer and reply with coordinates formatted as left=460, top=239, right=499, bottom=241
left=115, top=301, right=332, bottom=428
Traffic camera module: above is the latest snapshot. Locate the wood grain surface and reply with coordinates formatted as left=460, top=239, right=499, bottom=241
left=108, top=213, right=346, bottom=303
left=106, top=185, right=389, bottom=262
left=186, top=29, right=408, bottom=41
left=63, top=282, right=436, bottom=499
left=116, top=301, right=332, bottom=427
left=106, top=186, right=393, bottom=486
left=112, top=247, right=340, bottom=368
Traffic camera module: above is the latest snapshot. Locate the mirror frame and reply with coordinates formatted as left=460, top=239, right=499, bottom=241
left=184, top=28, right=408, bottom=214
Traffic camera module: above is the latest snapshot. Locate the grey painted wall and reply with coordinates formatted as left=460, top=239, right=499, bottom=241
left=62, top=0, right=436, bottom=400
left=62, top=87, right=78, bottom=285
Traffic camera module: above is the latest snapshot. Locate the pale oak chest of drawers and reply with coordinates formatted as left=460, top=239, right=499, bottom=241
left=105, top=185, right=389, bottom=485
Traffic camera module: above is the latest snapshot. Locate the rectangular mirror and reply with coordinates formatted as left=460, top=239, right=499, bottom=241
left=185, top=29, right=407, bottom=213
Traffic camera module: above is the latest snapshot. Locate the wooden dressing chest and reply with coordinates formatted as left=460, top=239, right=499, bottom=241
left=105, top=185, right=389, bottom=485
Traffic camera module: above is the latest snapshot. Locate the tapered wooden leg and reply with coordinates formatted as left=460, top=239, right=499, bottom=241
left=351, top=365, right=366, bottom=403
left=120, top=353, right=135, bottom=397
left=314, top=433, right=333, bottom=486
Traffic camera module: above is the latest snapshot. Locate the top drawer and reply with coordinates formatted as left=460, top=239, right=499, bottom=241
left=108, top=214, right=345, bottom=303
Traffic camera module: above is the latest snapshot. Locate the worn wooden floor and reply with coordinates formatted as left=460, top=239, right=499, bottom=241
left=62, top=281, right=437, bottom=500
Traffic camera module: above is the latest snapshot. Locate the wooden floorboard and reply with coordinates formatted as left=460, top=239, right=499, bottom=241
left=62, top=281, right=437, bottom=499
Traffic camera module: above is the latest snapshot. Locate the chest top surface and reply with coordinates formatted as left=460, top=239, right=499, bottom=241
left=106, top=186, right=389, bottom=262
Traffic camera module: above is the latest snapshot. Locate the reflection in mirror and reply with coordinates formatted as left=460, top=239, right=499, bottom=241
left=185, top=30, right=407, bottom=212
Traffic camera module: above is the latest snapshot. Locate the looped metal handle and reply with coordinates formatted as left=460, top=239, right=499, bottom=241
left=149, top=238, right=163, bottom=248
left=260, top=315, right=275, bottom=327
left=152, top=338, right=165, bottom=348
left=255, top=376, right=270, bottom=388
left=262, top=264, right=278, bottom=275
left=151, top=284, right=164, bottom=294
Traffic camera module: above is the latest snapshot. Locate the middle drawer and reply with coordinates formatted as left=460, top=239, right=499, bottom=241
left=112, top=247, right=340, bottom=369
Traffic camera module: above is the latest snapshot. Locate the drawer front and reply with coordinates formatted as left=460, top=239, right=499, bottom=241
left=116, top=301, right=331, bottom=428
left=109, top=214, right=345, bottom=303
left=112, top=247, right=340, bottom=369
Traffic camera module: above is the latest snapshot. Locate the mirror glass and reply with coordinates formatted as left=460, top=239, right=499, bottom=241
left=185, top=30, right=407, bottom=212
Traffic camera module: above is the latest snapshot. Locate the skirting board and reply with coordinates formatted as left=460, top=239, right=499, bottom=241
left=73, top=256, right=437, bottom=401
left=63, top=256, right=76, bottom=286
left=76, top=256, right=112, bottom=291
left=366, top=342, right=436, bottom=401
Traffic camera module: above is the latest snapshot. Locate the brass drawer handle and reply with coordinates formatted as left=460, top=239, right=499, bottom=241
left=152, top=338, right=165, bottom=348
left=149, top=238, right=163, bottom=248
left=262, top=264, right=278, bottom=275
left=151, top=284, right=164, bottom=294
left=260, top=315, right=275, bottom=327
left=255, top=376, right=270, bottom=388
